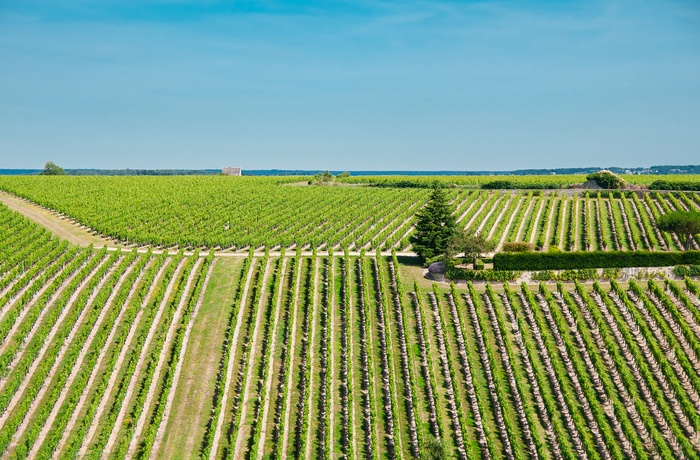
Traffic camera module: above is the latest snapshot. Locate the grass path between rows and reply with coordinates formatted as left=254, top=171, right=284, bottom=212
left=208, top=258, right=257, bottom=459
left=126, top=257, right=204, bottom=457
left=231, top=258, right=273, bottom=459
left=151, top=258, right=216, bottom=457
left=304, top=258, right=321, bottom=459
left=101, top=258, right=188, bottom=456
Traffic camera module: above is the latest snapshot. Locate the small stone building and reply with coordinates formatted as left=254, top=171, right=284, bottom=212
left=222, top=167, right=242, bottom=176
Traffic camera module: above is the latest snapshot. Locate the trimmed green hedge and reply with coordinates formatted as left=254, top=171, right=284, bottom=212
left=649, top=181, right=700, bottom=191
left=446, top=267, right=521, bottom=282
left=494, top=250, right=700, bottom=270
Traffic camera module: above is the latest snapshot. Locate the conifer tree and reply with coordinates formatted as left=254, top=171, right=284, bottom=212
left=410, top=185, right=456, bottom=264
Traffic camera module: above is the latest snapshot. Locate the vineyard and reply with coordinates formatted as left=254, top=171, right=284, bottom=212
left=4, top=199, right=700, bottom=459
left=0, top=176, right=699, bottom=251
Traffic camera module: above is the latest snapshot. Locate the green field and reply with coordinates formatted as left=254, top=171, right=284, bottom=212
left=2, top=176, right=700, bottom=459
left=0, top=175, right=699, bottom=251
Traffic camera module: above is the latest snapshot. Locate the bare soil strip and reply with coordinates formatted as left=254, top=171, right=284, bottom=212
left=209, top=258, right=257, bottom=460
left=328, top=259, right=336, bottom=459
left=151, top=259, right=216, bottom=457
left=102, top=258, right=188, bottom=456
left=348, top=261, right=359, bottom=460
left=304, top=258, right=321, bottom=459
left=76, top=258, right=173, bottom=457
left=126, top=257, right=204, bottom=457
left=27, top=258, right=145, bottom=458
left=255, top=257, right=288, bottom=459
left=380, top=262, right=406, bottom=457
left=280, top=258, right=304, bottom=459
left=365, top=265, right=383, bottom=459
left=232, top=258, right=273, bottom=459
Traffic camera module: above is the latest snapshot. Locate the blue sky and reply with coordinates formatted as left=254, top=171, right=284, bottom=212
left=1, top=0, right=698, bottom=171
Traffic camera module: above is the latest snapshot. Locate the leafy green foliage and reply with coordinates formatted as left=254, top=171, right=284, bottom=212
left=481, top=180, right=515, bottom=189
left=419, top=433, right=447, bottom=459
left=39, top=161, right=66, bottom=175
left=445, top=267, right=521, bottom=281
left=656, top=210, right=700, bottom=250
left=586, top=170, right=625, bottom=189
left=674, top=265, right=700, bottom=277
left=531, top=269, right=599, bottom=281
left=309, top=170, right=335, bottom=185
left=447, top=229, right=495, bottom=266
left=502, top=241, right=534, bottom=252
left=649, top=180, right=700, bottom=191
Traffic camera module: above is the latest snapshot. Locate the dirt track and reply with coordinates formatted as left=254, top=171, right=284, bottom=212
left=0, top=192, right=114, bottom=248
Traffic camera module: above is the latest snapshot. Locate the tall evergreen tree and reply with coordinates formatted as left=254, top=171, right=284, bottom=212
left=410, top=185, right=457, bottom=263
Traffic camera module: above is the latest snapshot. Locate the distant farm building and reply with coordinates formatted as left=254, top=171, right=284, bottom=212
left=222, top=167, right=242, bottom=176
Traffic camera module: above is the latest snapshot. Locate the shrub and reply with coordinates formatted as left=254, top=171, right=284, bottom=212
left=502, top=241, right=534, bottom=253
left=474, top=259, right=485, bottom=270
left=482, top=180, right=514, bottom=190
left=586, top=170, right=625, bottom=189
left=531, top=270, right=556, bottom=281
left=674, top=265, right=700, bottom=277
left=493, top=250, right=700, bottom=270
left=602, top=268, right=622, bottom=280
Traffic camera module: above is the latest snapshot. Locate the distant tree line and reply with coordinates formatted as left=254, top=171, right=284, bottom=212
left=66, top=169, right=221, bottom=176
